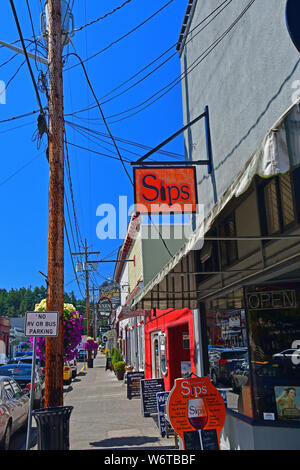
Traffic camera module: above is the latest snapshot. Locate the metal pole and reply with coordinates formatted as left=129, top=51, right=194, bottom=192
left=45, top=0, right=65, bottom=408
left=26, top=337, right=37, bottom=450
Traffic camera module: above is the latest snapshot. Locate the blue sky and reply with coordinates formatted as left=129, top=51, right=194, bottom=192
left=0, top=0, right=188, bottom=299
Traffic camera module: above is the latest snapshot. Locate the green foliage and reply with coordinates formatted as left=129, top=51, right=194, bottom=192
left=113, top=361, right=126, bottom=372
left=0, top=286, right=80, bottom=318
left=111, top=347, right=123, bottom=365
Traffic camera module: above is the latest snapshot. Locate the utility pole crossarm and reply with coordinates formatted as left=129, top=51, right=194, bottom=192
left=0, top=40, right=48, bottom=65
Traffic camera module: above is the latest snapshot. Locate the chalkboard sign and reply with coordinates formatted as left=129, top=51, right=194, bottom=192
left=183, top=429, right=219, bottom=450
left=183, top=431, right=201, bottom=450
left=105, top=357, right=112, bottom=371
left=200, top=429, right=219, bottom=450
left=127, top=372, right=145, bottom=399
left=140, top=378, right=165, bottom=416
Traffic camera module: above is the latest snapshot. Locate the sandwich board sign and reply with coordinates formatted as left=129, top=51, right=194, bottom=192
left=167, top=376, right=226, bottom=450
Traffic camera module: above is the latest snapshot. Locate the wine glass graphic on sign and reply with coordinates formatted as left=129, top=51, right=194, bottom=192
left=188, top=398, right=208, bottom=430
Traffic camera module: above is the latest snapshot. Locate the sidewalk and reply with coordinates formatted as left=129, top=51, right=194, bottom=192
left=62, top=354, right=176, bottom=450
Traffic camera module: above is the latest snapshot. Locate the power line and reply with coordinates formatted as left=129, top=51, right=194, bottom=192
left=71, top=0, right=134, bottom=33
left=66, top=52, right=134, bottom=183
left=0, top=109, right=40, bottom=125
left=65, top=0, right=232, bottom=118
left=0, top=152, right=43, bottom=188
left=64, top=119, right=185, bottom=160
left=65, top=140, right=133, bottom=164
left=66, top=52, right=176, bottom=257
left=65, top=0, right=253, bottom=127
left=9, top=0, right=46, bottom=117
left=90, top=0, right=256, bottom=126
left=64, top=127, right=84, bottom=249
left=1, top=59, right=26, bottom=98
left=64, top=0, right=174, bottom=71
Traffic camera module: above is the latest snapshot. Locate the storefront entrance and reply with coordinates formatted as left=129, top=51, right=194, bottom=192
left=167, top=323, right=191, bottom=386
left=145, top=308, right=196, bottom=390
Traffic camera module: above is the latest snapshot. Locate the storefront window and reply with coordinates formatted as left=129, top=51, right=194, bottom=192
left=246, top=284, right=300, bottom=423
left=205, top=289, right=252, bottom=417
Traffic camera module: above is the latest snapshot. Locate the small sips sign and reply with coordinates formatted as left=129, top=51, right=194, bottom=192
left=167, top=377, right=226, bottom=450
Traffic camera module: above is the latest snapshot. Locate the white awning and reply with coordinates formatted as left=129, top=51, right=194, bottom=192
left=131, top=101, right=300, bottom=309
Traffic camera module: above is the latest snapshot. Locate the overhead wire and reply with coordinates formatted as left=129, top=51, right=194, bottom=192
left=0, top=152, right=43, bottom=189
left=9, top=0, right=46, bottom=117
left=64, top=119, right=185, bottom=161
left=64, top=0, right=174, bottom=71
left=71, top=0, right=134, bottom=33
left=87, top=0, right=256, bottom=125
left=65, top=52, right=175, bottom=257
left=65, top=0, right=232, bottom=118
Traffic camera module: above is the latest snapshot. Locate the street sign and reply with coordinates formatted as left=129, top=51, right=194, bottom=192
left=97, top=296, right=113, bottom=320
left=25, top=311, right=59, bottom=337
left=286, top=0, right=300, bottom=53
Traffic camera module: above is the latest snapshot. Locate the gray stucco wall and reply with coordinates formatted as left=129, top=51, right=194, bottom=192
left=180, top=0, right=300, bottom=216
left=141, top=224, right=187, bottom=285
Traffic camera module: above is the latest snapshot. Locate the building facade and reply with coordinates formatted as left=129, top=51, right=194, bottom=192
left=131, top=0, right=300, bottom=450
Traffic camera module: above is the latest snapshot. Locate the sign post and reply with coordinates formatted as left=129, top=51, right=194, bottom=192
left=24, top=311, right=59, bottom=450
left=167, top=377, right=226, bottom=450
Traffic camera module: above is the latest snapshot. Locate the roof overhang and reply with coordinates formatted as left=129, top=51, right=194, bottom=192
left=131, top=100, right=300, bottom=310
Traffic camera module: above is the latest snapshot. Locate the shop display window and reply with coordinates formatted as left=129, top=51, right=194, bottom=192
left=246, top=284, right=300, bottom=424
left=205, top=289, right=252, bottom=417
left=205, top=284, right=300, bottom=425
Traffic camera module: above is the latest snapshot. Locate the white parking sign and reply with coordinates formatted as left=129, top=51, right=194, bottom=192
left=25, top=311, right=59, bottom=337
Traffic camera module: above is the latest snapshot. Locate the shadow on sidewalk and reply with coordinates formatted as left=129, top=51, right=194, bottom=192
left=89, top=436, right=160, bottom=448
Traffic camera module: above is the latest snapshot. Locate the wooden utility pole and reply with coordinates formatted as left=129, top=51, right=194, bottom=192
left=72, top=243, right=100, bottom=366
left=84, top=239, right=90, bottom=338
left=45, top=0, right=65, bottom=408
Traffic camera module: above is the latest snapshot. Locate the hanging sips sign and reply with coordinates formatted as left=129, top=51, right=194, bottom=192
left=133, top=167, right=197, bottom=214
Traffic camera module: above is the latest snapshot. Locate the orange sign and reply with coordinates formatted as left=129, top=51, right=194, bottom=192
left=167, top=377, right=226, bottom=449
left=133, top=167, right=197, bottom=214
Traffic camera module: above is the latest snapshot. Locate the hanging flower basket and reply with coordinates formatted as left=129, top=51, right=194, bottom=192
left=30, top=299, right=85, bottom=362
left=83, top=337, right=98, bottom=352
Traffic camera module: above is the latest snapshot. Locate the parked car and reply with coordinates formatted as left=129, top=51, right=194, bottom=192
left=0, top=364, right=45, bottom=409
left=63, top=362, right=72, bottom=385
left=209, top=348, right=248, bottom=386
left=69, top=359, right=77, bottom=378
left=273, top=349, right=300, bottom=361
left=15, top=355, right=46, bottom=379
left=0, top=376, right=30, bottom=450
left=12, top=352, right=28, bottom=362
